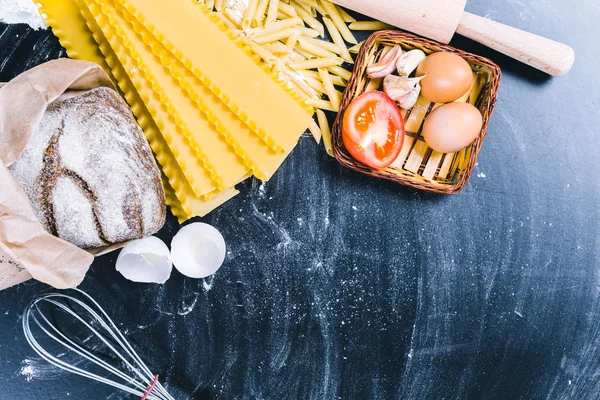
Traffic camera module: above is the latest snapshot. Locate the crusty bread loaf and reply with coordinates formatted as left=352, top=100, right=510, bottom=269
left=9, top=87, right=166, bottom=250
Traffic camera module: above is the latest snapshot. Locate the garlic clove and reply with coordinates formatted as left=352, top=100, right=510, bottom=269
left=367, top=46, right=402, bottom=78
left=396, top=49, right=427, bottom=76
left=171, top=223, right=226, bottom=279
left=116, top=237, right=173, bottom=284
left=397, top=83, right=422, bottom=110
left=384, top=74, right=425, bottom=102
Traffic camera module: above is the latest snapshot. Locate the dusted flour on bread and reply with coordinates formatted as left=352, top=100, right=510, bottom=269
left=9, top=87, right=166, bottom=249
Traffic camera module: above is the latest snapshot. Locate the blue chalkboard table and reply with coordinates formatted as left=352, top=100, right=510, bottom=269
left=1, top=1, right=598, bottom=399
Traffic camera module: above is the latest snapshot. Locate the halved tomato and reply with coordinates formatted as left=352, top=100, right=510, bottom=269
left=342, top=91, right=405, bottom=169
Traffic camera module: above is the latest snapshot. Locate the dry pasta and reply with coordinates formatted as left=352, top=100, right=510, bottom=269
left=321, top=1, right=357, bottom=44
left=317, top=109, right=333, bottom=156
left=318, top=68, right=340, bottom=109
left=348, top=21, right=394, bottom=31
left=265, top=0, right=280, bottom=26
left=207, top=0, right=395, bottom=150
left=323, top=17, right=352, bottom=63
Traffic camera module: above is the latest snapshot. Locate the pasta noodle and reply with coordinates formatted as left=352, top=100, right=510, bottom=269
left=308, top=118, right=323, bottom=143
left=252, top=28, right=297, bottom=44
left=291, top=1, right=325, bottom=37
left=327, top=65, right=352, bottom=81
left=247, top=17, right=302, bottom=37
left=243, top=0, right=260, bottom=29
left=321, top=1, right=357, bottom=44
left=316, top=109, right=333, bottom=156
left=348, top=21, right=394, bottom=31
left=337, top=5, right=355, bottom=23
left=298, top=37, right=337, bottom=58
left=288, top=57, right=344, bottom=70
left=348, top=41, right=364, bottom=54
left=275, top=31, right=301, bottom=70
left=302, top=37, right=340, bottom=54
left=253, top=0, right=271, bottom=26
left=242, top=37, right=279, bottom=64
left=318, top=68, right=339, bottom=109
left=265, top=0, right=280, bottom=26
left=322, top=17, right=353, bottom=63
left=277, top=2, right=298, bottom=17
left=307, top=99, right=337, bottom=112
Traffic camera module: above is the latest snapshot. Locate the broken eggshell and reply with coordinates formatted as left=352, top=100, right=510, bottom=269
left=171, top=223, right=226, bottom=279
left=116, top=236, right=173, bottom=284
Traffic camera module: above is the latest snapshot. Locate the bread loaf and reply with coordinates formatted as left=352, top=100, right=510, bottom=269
left=9, top=87, right=166, bottom=250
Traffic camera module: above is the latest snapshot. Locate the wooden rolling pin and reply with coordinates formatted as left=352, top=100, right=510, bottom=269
left=329, top=0, right=575, bottom=76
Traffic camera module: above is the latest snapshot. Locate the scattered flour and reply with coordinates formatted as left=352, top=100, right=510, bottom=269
left=0, top=0, right=47, bottom=29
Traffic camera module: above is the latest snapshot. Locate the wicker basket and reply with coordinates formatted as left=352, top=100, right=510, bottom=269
left=332, top=31, right=501, bottom=194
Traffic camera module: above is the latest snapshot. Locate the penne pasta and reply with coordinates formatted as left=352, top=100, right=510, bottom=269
left=291, top=1, right=325, bottom=37
left=308, top=118, right=323, bottom=143
left=214, top=0, right=225, bottom=12
left=266, top=41, right=290, bottom=53
left=313, top=0, right=328, bottom=16
left=252, top=27, right=297, bottom=44
left=298, top=37, right=337, bottom=58
left=242, top=37, right=279, bottom=64
left=246, top=17, right=302, bottom=36
left=206, top=0, right=215, bottom=10
left=265, top=0, right=280, bottom=26
left=276, top=31, right=301, bottom=70
left=337, top=5, right=356, bottom=23
left=253, top=0, right=271, bottom=26
left=322, top=17, right=353, bottom=62
left=298, top=69, right=345, bottom=87
left=295, top=26, right=321, bottom=38
left=318, top=68, right=340, bottom=109
left=327, top=65, right=352, bottom=81
left=302, top=37, right=341, bottom=54
left=243, top=0, right=260, bottom=29
left=235, top=1, right=247, bottom=15
left=216, top=11, right=238, bottom=30
left=316, top=109, right=333, bottom=156
left=288, top=57, right=344, bottom=70
left=308, top=98, right=337, bottom=112
left=321, top=1, right=357, bottom=44
left=348, top=41, right=364, bottom=54
left=304, top=76, right=327, bottom=94
left=277, top=2, right=298, bottom=17
left=222, top=7, right=243, bottom=29
left=291, top=0, right=313, bottom=15
left=348, top=21, right=395, bottom=31
left=283, top=66, right=321, bottom=99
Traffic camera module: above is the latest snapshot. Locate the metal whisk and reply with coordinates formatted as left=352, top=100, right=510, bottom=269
left=23, top=288, right=175, bottom=400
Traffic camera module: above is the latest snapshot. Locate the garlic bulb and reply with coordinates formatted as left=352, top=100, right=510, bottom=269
left=396, top=49, right=427, bottom=76
left=367, top=46, right=402, bottom=78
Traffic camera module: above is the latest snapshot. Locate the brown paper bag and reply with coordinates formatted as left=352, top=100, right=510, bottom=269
left=0, top=59, right=117, bottom=291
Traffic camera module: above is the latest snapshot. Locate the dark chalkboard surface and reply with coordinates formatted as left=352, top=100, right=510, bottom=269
left=1, top=1, right=599, bottom=399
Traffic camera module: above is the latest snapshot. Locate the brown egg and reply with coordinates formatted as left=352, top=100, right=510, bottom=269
left=416, top=52, right=473, bottom=103
left=422, top=103, right=483, bottom=153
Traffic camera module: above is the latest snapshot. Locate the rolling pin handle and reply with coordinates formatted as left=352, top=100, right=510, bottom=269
left=456, top=11, right=575, bottom=76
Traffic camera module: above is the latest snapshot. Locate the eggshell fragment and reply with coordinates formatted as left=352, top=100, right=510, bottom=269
left=171, top=223, right=226, bottom=279
left=116, top=237, right=172, bottom=284
left=422, top=103, right=483, bottom=153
